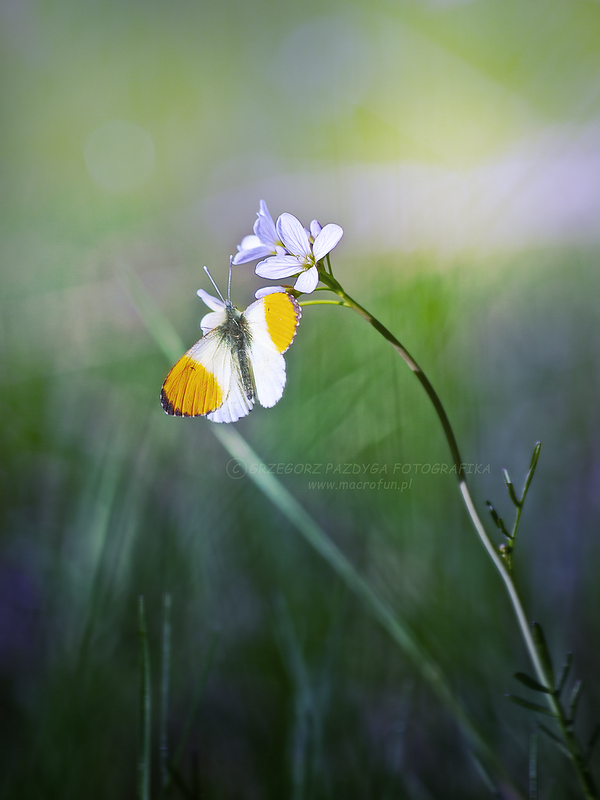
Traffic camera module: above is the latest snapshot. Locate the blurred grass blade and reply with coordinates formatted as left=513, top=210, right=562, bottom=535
left=529, top=732, right=537, bottom=800
left=531, top=622, right=554, bottom=689
left=125, top=263, right=517, bottom=792
left=160, top=592, right=172, bottom=791
left=514, top=672, right=552, bottom=694
left=585, top=724, right=600, bottom=764
left=569, top=680, right=583, bottom=722
left=119, top=261, right=188, bottom=363
left=506, top=695, right=556, bottom=717
left=180, top=411, right=515, bottom=790
left=538, top=723, right=571, bottom=757
left=164, top=633, right=219, bottom=798
left=557, top=653, right=573, bottom=698
left=76, top=416, right=133, bottom=673
left=273, top=597, right=312, bottom=800
left=138, top=596, right=152, bottom=800
left=166, top=764, right=195, bottom=800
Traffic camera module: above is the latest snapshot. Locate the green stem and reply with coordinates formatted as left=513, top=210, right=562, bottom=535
left=505, top=444, right=541, bottom=570
left=319, top=272, right=597, bottom=799
left=505, top=501, right=524, bottom=571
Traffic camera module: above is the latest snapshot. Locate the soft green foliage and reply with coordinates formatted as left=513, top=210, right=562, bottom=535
left=2, top=0, right=600, bottom=798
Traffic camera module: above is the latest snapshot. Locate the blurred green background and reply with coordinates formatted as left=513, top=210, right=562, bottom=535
left=2, top=0, right=600, bottom=797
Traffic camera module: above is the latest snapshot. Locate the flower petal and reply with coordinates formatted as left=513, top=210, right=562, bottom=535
left=253, top=200, right=278, bottom=248
left=312, top=223, right=343, bottom=262
left=277, top=213, right=311, bottom=259
left=256, top=255, right=305, bottom=279
left=294, top=266, right=320, bottom=294
left=240, top=234, right=261, bottom=250
left=309, top=219, right=322, bottom=239
left=232, top=243, right=274, bottom=265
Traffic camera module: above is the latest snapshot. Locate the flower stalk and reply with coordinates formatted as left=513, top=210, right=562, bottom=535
left=160, top=198, right=596, bottom=797
left=315, top=268, right=597, bottom=800
left=232, top=199, right=595, bottom=796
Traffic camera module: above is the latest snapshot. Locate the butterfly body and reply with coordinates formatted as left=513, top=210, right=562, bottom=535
left=218, top=301, right=254, bottom=402
left=161, top=289, right=301, bottom=423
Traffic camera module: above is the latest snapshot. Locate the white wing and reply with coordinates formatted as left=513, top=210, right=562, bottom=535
left=162, top=328, right=254, bottom=422
left=243, top=293, right=301, bottom=409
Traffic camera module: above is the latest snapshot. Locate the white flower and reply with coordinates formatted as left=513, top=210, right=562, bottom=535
left=232, top=200, right=286, bottom=265
left=256, top=212, right=343, bottom=294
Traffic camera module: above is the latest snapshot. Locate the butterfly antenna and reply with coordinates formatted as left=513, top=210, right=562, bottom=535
left=203, top=266, right=226, bottom=303
left=227, top=256, right=233, bottom=302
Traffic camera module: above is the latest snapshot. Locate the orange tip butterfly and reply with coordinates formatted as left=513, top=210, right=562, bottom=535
left=160, top=265, right=301, bottom=423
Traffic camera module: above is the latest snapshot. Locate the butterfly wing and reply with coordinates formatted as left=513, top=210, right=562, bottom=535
left=161, top=291, right=300, bottom=422
left=161, top=329, right=254, bottom=422
left=206, top=366, right=253, bottom=423
left=243, top=292, right=301, bottom=409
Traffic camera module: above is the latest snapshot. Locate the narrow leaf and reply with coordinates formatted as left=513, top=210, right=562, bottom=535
left=503, top=469, right=521, bottom=507
left=486, top=501, right=510, bottom=538
left=585, top=723, right=600, bottom=764
left=486, top=500, right=500, bottom=525
left=170, top=633, right=218, bottom=776
left=506, top=695, right=556, bottom=717
left=556, top=652, right=573, bottom=698
left=160, top=592, right=172, bottom=790
left=514, top=672, right=552, bottom=694
left=522, top=442, right=542, bottom=500
left=531, top=622, right=554, bottom=688
left=537, top=723, right=571, bottom=758
left=569, top=680, right=583, bottom=722
left=138, top=596, right=152, bottom=800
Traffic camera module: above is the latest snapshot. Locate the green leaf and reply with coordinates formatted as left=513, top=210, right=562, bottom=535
left=514, top=672, right=552, bottom=693
left=556, top=652, right=573, bottom=698
left=531, top=622, right=555, bottom=688
left=537, top=723, right=571, bottom=758
left=486, top=501, right=510, bottom=538
left=522, top=441, right=542, bottom=501
left=506, top=694, right=556, bottom=717
left=568, top=680, right=583, bottom=722
left=503, top=469, right=521, bottom=507
left=585, top=723, right=600, bottom=764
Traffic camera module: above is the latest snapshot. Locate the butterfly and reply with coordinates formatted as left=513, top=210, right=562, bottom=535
left=160, top=268, right=302, bottom=423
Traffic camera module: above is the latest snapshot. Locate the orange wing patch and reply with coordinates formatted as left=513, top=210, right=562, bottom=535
left=263, top=293, right=301, bottom=354
left=161, top=356, right=223, bottom=417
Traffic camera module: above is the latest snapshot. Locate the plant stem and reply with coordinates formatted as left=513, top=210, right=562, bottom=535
left=319, top=272, right=597, bottom=799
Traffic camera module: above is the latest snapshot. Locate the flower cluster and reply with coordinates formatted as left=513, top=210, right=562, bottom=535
left=233, top=200, right=343, bottom=294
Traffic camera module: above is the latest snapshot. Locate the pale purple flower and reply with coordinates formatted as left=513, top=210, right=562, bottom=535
left=232, top=200, right=286, bottom=265
left=256, top=212, right=343, bottom=294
